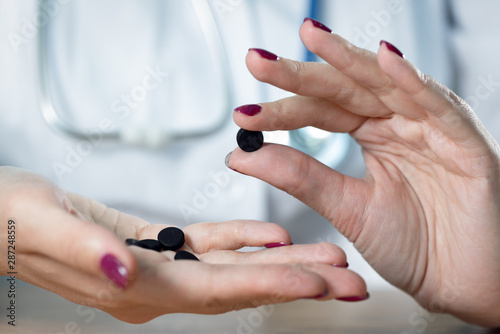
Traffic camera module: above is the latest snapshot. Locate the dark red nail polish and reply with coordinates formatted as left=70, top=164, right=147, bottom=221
left=380, top=40, right=404, bottom=58
left=333, top=262, right=349, bottom=268
left=100, top=254, right=128, bottom=289
left=303, top=288, right=329, bottom=299
left=234, top=104, right=262, bottom=116
left=265, top=242, right=292, bottom=248
left=304, top=17, right=332, bottom=33
left=336, top=292, right=370, bottom=302
left=224, top=152, right=239, bottom=172
left=248, top=48, right=279, bottom=61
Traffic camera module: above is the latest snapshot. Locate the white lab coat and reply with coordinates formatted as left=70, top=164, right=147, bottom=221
left=1, top=0, right=499, bottom=289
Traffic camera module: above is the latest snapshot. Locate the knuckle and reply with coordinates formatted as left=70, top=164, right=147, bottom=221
left=312, top=242, right=342, bottom=263
left=411, top=69, right=431, bottom=96
left=200, top=293, right=226, bottom=311
left=195, top=222, right=220, bottom=253
left=265, top=222, right=289, bottom=239
left=371, top=81, right=395, bottom=98
left=328, top=79, right=357, bottom=106
left=290, top=59, right=305, bottom=76
left=269, top=101, right=289, bottom=130
left=7, top=181, right=58, bottom=214
left=197, top=268, right=243, bottom=313
left=289, top=61, right=307, bottom=92
left=200, top=295, right=249, bottom=314
left=283, top=155, right=311, bottom=199
left=233, top=220, right=245, bottom=239
left=199, top=289, right=248, bottom=313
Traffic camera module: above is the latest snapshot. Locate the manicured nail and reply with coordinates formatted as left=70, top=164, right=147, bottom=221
left=380, top=40, right=404, bottom=58
left=234, top=104, right=262, bottom=117
left=303, top=17, right=332, bottom=33
left=248, top=48, right=279, bottom=61
left=303, top=288, right=329, bottom=299
left=336, top=292, right=370, bottom=302
left=333, top=262, right=349, bottom=268
left=100, top=254, right=128, bottom=289
left=265, top=242, right=293, bottom=248
left=224, top=151, right=238, bottom=172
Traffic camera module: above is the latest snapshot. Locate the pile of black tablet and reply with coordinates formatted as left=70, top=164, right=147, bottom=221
left=124, top=127, right=264, bottom=260
left=125, top=227, right=199, bottom=261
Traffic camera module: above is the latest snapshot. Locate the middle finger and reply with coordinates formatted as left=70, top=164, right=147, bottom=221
left=299, top=19, right=426, bottom=120
left=246, top=49, right=392, bottom=118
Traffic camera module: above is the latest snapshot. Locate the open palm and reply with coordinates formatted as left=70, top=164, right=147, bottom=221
left=0, top=166, right=366, bottom=324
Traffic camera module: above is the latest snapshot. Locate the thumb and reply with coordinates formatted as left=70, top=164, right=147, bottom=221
left=226, top=144, right=369, bottom=240
left=22, top=204, right=136, bottom=289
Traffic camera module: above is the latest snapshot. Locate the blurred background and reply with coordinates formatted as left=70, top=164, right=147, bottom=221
left=1, top=0, right=500, bottom=331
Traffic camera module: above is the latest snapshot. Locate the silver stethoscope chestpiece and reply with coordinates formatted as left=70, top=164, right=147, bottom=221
left=119, top=126, right=173, bottom=149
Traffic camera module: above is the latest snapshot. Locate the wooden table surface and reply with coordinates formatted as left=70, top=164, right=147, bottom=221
left=1, top=280, right=498, bottom=334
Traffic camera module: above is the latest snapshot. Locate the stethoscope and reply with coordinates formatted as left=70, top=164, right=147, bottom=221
left=289, top=0, right=351, bottom=168
left=38, top=0, right=233, bottom=148
left=38, top=0, right=351, bottom=168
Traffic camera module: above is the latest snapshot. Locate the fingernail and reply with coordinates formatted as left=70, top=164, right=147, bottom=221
left=333, top=262, right=349, bottom=268
left=303, top=17, right=332, bottom=33
left=265, top=242, right=293, bottom=248
left=224, top=151, right=238, bottom=172
left=248, top=48, right=279, bottom=61
left=234, top=104, right=262, bottom=117
left=100, top=254, right=128, bottom=289
left=303, top=288, right=329, bottom=299
left=336, top=292, right=370, bottom=302
left=380, top=40, right=404, bottom=58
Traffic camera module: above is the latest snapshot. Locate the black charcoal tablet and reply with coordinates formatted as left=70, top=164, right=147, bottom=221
left=137, top=239, right=162, bottom=252
left=125, top=238, right=140, bottom=246
left=158, top=227, right=185, bottom=251
left=174, top=250, right=199, bottom=261
left=237, top=128, right=263, bottom=152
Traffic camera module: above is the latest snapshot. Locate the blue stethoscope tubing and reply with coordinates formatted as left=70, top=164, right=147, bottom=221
left=305, top=0, right=321, bottom=61
left=289, top=0, right=353, bottom=169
